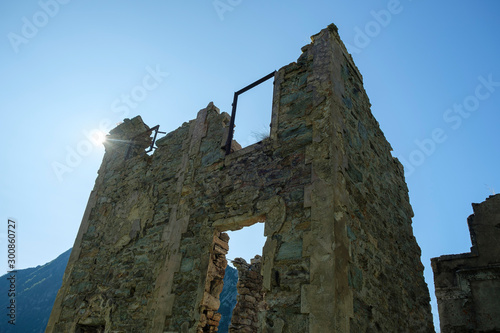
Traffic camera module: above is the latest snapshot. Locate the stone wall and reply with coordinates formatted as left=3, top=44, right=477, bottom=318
left=46, top=24, right=434, bottom=332
left=229, top=256, right=266, bottom=333
left=198, top=232, right=229, bottom=332
left=432, top=194, right=500, bottom=333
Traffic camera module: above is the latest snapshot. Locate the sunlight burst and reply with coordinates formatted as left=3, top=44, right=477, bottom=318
left=92, top=130, right=107, bottom=146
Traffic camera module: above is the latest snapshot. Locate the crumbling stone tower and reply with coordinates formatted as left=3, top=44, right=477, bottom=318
left=432, top=194, right=500, bottom=332
left=46, top=25, right=434, bottom=332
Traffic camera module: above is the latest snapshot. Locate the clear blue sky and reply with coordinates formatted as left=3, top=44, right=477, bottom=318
left=1, top=0, right=499, bottom=328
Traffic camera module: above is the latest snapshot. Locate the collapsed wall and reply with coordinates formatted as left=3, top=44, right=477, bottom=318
left=229, top=256, right=266, bottom=333
left=46, top=24, right=434, bottom=332
left=432, top=194, right=500, bottom=333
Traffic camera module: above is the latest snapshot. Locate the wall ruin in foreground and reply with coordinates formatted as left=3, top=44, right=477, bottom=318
left=229, top=256, right=266, bottom=333
left=432, top=194, right=500, bottom=333
left=46, top=24, right=434, bottom=332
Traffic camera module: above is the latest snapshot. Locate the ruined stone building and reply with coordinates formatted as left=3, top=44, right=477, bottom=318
left=432, top=194, right=500, bottom=333
left=46, top=24, right=435, bottom=332
left=228, top=256, right=266, bottom=333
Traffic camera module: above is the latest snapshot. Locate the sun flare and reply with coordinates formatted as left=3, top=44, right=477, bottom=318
left=93, top=130, right=107, bottom=146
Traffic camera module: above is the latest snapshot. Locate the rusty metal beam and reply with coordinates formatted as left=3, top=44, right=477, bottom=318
left=225, top=71, right=276, bottom=155
left=124, top=125, right=166, bottom=160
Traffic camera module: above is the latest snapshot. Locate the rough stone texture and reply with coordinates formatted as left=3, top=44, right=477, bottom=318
left=229, top=256, right=266, bottom=333
left=46, top=24, right=434, bottom=332
left=432, top=194, right=500, bottom=333
left=197, top=232, right=229, bottom=332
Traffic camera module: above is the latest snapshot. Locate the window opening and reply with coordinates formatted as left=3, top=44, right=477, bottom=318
left=226, top=222, right=266, bottom=266
left=75, top=324, right=105, bottom=333
left=225, top=71, right=276, bottom=154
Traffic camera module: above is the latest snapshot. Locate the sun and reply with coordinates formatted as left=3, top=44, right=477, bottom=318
left=92, top=130, right=107, bottom=146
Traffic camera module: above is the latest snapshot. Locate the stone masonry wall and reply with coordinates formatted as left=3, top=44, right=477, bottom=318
left=432, top=194, right=500, bottom=333
left=47, top=24, right=434, bottom=332
left=229, top=256, right=266, bottom=333
left=197, top=232, right=229, bottom=332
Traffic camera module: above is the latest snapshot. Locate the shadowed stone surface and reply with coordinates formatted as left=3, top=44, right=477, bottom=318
left=432, top=194, right=500, bottom=333
left=229, top=256, right=266, bottom=333
left=46, top=24, right=434, bottom=333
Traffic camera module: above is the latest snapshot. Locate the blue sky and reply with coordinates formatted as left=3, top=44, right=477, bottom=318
left=1, top=0, right=499, bottom=328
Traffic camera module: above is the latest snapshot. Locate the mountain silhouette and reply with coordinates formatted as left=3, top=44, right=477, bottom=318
left=0, top=249, right=71, bottom=333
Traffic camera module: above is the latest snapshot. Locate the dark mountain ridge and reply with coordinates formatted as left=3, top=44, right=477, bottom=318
left=0, top=249, right=71, bottom=333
